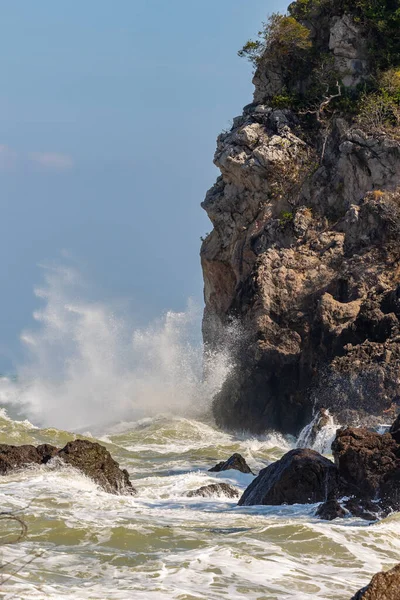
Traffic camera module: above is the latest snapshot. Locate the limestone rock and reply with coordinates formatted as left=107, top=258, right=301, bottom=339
left=208, top=453, right=254, bottom=474
left=238, top=449, right=340, bottom=506
left=351, top=564, right=400, bottom=599
left=187, top=483, right=240, bottom=499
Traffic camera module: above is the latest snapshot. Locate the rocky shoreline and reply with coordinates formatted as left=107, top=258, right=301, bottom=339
left=2, top=414, right=400, bottom=598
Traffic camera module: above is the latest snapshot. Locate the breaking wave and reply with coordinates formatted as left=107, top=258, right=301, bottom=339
left=0, top=265, right=234, bottom=432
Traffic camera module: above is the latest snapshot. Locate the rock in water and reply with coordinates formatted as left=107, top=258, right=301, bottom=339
left=209, top=453, right=254, bottom=474
left=0, top=440, right=136, bottom=495
left=332, top=427, right=400, bottom=511
left=238, top=449, right=340, bottom=506
left=200, top=0, right=400, bottom=436
left=0, top=444, right=59, bottom=474
left=350, top=564, right=400, bottom=599
left=187, top=483, right=240, bottom=499
left=57, top=440, right=136, bottom=495
left=316, top=499, right=346, bottom=521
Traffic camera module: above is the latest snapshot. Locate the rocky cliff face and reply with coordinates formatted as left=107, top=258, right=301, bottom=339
left=201, top=5, right=400, bottom=435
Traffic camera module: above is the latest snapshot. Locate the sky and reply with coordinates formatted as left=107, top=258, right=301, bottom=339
left=0, top=0, right=287, bottom=372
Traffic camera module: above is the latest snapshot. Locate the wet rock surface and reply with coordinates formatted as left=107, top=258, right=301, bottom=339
left=351, top=564, right=400, bottom=599
left=315, top=499, right=346, bottom=521
left=0, top=444, right=59, bottom=475
left=240, top=414, right=400, bottom=518
left=209, top=453, right=254, bottom=474
left=238, top=449, right=340, bottom=506
left=187, top=483, right=240, bottom=499
left=332, top=427, right=400, bottom=512
left=0, top=440, right=136, bottom=495
left=57, top=440, right=136, bottom=495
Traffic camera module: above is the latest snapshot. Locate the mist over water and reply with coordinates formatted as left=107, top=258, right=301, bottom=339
left=0, top=265, right=233, bottom=432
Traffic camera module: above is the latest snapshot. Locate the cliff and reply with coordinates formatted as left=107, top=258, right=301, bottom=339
left=201, top=0, right=400, bottom=435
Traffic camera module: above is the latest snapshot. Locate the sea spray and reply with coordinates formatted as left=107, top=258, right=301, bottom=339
left=0, top=265, right=234, bottom=432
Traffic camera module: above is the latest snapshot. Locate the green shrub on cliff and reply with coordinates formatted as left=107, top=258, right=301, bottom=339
left=238, top=13, right=312, bottom=70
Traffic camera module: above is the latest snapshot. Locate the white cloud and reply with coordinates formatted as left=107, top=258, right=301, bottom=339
left=29, top=152, right=74, bottom=171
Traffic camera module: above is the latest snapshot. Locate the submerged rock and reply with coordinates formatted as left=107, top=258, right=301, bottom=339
left=316, top=499, right=346, bottom=521
left=209, top=453, right=254, bottom=474
left=238, top=448, right=340, bottom=506
left=0, top=440, right=136, bottom=495
left=351, top=564, right=400, bottom=599
left=187, top=483, right=240, bottom=499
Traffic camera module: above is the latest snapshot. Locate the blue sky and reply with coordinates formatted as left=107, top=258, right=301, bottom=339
left=0, top=0, right=287, bottom=371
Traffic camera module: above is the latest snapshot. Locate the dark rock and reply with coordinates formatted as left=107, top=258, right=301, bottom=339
left=209, top=453, right=254, bottom=474
left=344, top=498, right=379, bottom=521
left=332, top=427, right=400, bottom=510
left=238, top=448, right=340, bottom=506
left=0, top=444, right=58, bottom=475
left=37, top=444, right=60, bottom=463
left=0, top=440, right=136, bottom=496
left=350, top=563, right=400, bottom=599
left=187, top=483, right=240, bottom=499
left=57, top=440, right=136, bottom=495
left=316, top=499, right=346, bottom=521
left=389, top=414, right=400, bottom=444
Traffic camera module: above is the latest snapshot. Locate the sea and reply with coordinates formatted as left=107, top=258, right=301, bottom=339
left=0, top=266, right=399, bottom=599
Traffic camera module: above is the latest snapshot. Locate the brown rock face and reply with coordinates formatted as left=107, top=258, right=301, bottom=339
left=238, top=448, right=340, bottom=506
left=201, top=6, right=400, bottom=435
left=332, top=427, right=400, bottom=511
left=351, top=564, right=400, bottom=600
left=0, top=440, right=136, bottom=495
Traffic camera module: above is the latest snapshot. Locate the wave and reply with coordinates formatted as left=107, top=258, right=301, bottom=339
left=0, top=265, right=234, bottom=432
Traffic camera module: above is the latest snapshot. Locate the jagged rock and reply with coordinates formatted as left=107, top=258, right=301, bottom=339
left=57, top=440, right=136, bottom=495
left=238, top=449, right=340, bottom=506
left=208, top=453, right=254, bottom=474
left=351, top=564, right=400, bottom=599
left=187, top=483, right=240, bottom=499
left=316, top=499, right=346, bottom=521
left=201, top=15, right=400, bottom=435
left=332, top=427, right=400, bottom=512
left=0, top=440, right=136, bottom=495
left=0, top=444, right=59, bottom=475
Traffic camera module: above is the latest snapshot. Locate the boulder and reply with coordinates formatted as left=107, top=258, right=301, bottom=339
left=187, top=483, right=240, bottom=499
left=238, top=448, right=340, bottom=506
left=0, top=444, right=59, bottom=475
left=332, top=427, right=400, bottom=510
left=316, top=499, right=346, bottom=521
left=57, top=440, right=136, bottom=495
left=0, top=440, right=136, bottom=495
left=351, top=564, right=400, bottom=599
left=209, top=453, right=254, bottom=474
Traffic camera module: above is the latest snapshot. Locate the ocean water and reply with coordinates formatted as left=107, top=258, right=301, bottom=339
left=1, top=267, right=400, bottom=599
